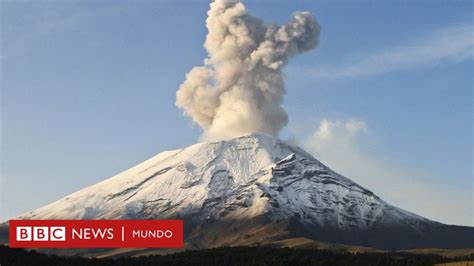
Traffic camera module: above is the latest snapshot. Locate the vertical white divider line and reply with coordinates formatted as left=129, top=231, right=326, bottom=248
left=122, top=226, right=124, bottom=242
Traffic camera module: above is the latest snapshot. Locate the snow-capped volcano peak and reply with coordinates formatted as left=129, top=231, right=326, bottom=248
left=11, top=133, right=474, bottom=250
left=19, top=133, right=426, bottom=230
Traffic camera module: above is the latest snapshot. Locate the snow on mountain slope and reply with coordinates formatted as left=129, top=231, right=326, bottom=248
left=17, top=133, right=431, bottom=232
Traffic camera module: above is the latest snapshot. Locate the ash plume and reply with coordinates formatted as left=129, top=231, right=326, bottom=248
left=176, top=0, right=320, bottom=140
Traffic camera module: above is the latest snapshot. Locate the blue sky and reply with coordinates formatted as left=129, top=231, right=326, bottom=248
left=1, top=0, right=472, bottom=225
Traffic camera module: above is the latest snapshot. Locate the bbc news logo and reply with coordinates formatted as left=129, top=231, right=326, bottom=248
left=9, top=220, right=183, bottom=248
left=16, top=226, right=66, bottom=241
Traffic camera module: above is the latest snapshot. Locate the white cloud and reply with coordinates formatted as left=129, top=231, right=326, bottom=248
left=304, top=119, right=473, bottom=226
left=305, top=24, right=473, bottom=80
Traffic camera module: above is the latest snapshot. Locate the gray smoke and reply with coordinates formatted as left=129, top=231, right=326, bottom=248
left=176, top=0, right=320, bottom=140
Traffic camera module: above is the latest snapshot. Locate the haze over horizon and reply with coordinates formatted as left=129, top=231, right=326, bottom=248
left=1, top=0, right=472, bottom=226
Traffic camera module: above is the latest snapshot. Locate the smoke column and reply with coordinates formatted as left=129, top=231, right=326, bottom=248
left=176, top=0, right=320, bottom=140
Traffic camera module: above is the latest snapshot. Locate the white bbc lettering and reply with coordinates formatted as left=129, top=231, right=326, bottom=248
left=33, top=227, right=49, bottom=241
left=15, top=226, right=66, bottom=241
left=16, top=227, right=32, bottom=241
left=71, top=228, right=114, bottom=240
left=132, top=229, right=173, bottom=239
left=50, top=227, right=66, bottom=241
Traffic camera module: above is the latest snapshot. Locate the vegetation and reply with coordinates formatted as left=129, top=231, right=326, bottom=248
left=1, top=245, right=473, bottom=266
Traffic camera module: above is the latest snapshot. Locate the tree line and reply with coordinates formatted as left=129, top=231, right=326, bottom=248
left=1, top=244, right=472, bottom=266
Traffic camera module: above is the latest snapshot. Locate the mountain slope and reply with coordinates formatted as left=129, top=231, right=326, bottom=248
left=11, top=133, right=474, bottom=249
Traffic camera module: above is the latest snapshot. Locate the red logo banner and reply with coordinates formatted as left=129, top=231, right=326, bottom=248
left=9, top=220, right=184, bottom=248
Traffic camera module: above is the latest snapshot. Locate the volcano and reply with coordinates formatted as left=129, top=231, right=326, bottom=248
left=8, top=133, right=474, bottom=251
